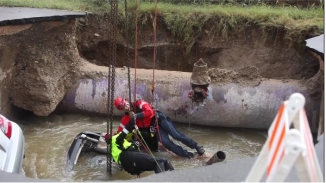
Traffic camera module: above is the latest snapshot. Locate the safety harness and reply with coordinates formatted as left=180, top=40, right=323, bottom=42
left=150, top=110, right=160, bottom=137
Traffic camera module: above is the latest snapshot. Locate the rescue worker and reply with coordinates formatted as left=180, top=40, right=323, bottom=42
left=114, top=97, right=206, bottom=159
left=105, top=119, right=174, bottom=176
left=115, top=97, right=159, bottom=152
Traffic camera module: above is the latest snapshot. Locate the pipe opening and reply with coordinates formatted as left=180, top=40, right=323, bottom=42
left=216, top=151, right=226, bottom=160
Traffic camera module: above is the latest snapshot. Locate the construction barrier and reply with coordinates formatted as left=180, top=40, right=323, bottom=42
left=245, top=93, right=323, bottom=182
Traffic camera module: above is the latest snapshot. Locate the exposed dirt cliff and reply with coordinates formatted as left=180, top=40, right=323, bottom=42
left=76, top=14, right=321, bottom=80
left=0, top=13, right=323, bottom=118
left=0, top=20, right=83, bottom=116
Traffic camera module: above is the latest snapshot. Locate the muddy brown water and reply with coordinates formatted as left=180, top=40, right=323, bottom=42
left=18, top=113, right=267, bottom=181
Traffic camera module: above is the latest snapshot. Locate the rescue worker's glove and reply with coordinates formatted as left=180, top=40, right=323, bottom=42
left=129, top=111, right=135, bottom=119
left=129, top=111, right=145, bottom=119
left=104, top=133, right=110, bottom=144
left=104, top=132, right=116, bottom=144
left=129, top=112, right=145, bottom=120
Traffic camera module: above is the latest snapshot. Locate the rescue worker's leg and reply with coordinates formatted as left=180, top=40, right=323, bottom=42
left=153, top=157, right=175, bottom=173
left=157, top=125, right=193, bottom=158
left=119, top=150, right=173, bottom=175
left=158, top=113, right=205, bottom=156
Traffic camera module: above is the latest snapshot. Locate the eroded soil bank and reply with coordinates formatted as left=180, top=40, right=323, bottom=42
left=76, top=14, right=321, bottom=79
left=0, top=13, right=323, bottom=129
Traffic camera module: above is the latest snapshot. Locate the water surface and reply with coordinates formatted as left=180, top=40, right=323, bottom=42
left=19, top=113, right=267, bottom=181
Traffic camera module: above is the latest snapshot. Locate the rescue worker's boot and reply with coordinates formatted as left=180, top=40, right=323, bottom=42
left=195, top=145, right=205, bottom=156
left=164, top=161, right=174, bottom=171
left=154, top=159, right=174, bottom=173
left=154, top=162, right=165, bottom=173
left=186, top=152, right=194, bottom=159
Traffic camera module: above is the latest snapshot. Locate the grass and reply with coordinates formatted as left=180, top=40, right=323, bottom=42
left=1, top=0, right=323, bottom=51
left=137, top=2, right=323, bottom=51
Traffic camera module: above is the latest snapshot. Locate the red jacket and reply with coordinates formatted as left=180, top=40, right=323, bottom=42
left=117, top=100, right=155, bottom=133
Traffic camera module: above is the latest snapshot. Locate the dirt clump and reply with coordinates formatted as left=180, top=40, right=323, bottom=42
left=0, top=20, right=83, bottom=116
left=190, top=58, right=211, bottom=85
left=208, top=65, right=262, bottom=87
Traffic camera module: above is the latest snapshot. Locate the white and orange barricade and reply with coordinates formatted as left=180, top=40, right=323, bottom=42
left=245, top=93, right=324, bottom=182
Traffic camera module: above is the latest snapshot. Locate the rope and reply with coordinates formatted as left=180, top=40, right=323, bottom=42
left=133, top=132, right=151, bottom=155
left=151, top=0, right=158, bottom=105
left=134, top=0, right=139, bottom=108
left=154, top=116, right=180, bottom=159
left=133, top=128, right=164, bottom=172
left=149, top=0, right=180, bottom=159
left=125, top=0, right=132, bottom=103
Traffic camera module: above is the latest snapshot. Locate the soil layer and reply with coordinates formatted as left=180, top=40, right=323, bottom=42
left=0, top=12, right=323, bottom=124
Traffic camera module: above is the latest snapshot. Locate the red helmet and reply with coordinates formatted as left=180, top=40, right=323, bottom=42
left=114, top=97, right=127, bottom=110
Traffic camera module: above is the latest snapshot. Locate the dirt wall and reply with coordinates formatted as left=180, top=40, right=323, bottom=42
left=76, top=15, right=320, bottom=80
left=0, top=13, right=323, bottom=128
left=0, top=20, right=83, bottom=117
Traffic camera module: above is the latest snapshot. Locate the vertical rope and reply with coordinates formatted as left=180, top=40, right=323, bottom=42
left=125, top=0, right=131, bottom=103
left=134, top=0, right=138, bottom=105
left=151, top=0, right=158, bottom=106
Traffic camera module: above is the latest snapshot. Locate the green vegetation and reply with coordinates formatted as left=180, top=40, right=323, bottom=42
left=137, top=2, right=323, bottom=51
left=1, top=0, right=323, bottom=52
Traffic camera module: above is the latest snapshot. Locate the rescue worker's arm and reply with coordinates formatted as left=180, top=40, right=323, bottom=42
left=117, top=114, right=130, bottom=133
left=132, top=100, right=154, bottom=119
left=116, top=118, right=135, bottom=148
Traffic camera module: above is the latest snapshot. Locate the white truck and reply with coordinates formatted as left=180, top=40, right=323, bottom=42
left=0, top=114, right=25, bottom=174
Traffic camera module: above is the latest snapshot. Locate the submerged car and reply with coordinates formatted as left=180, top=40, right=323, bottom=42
left=66, top=131, right=108, bottom=171
left=0, top=114, right=25, bottom=174
left=66, top=130, right=159, bottom=171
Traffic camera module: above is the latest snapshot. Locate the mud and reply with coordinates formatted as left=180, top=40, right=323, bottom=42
left=0, top=12, right=323, bottom=123
left=208, top=66, right=263, bottom=87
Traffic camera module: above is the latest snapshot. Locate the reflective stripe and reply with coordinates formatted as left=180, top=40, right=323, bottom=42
left=119, top=123, right=125, bottom=128
left=123, top=128, right=129, bottom=134
left=139, top=101, right=147, bottom=109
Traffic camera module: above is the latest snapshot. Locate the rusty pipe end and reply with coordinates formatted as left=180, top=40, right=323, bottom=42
left=205, top=151, right=226, bottom=166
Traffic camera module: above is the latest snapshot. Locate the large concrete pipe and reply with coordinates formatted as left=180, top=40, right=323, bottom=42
left=59, top=67, right=320, bottom=131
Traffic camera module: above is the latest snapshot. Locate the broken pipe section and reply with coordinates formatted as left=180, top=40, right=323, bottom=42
left=205, top=151, right=226, bottom=166
left=58, top=67, right=320, bottom=131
